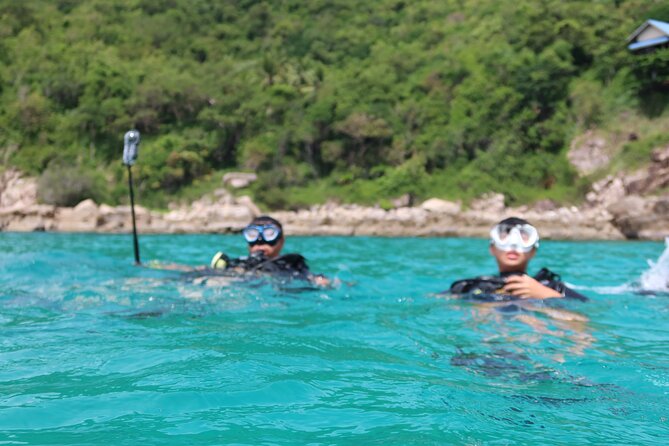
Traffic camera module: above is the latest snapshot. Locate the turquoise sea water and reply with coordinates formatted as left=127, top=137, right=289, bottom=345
left=1, top=232, right=668, bottom=445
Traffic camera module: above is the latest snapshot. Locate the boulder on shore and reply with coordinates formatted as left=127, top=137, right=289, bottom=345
left=223, top=172, right=257, bottom=189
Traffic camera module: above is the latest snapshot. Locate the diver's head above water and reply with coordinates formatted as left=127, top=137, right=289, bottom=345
left=489, top=217, right=540, bottom=273
left=448, top=216, right=580, bottom=300
left=243, top=215, right=285, bottom=259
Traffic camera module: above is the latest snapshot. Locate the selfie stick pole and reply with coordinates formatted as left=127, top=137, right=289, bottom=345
left=122, top=130, right=141, bottom=265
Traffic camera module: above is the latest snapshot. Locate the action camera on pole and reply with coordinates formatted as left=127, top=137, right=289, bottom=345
left=123, top=130, right=141, bottom=265
left=123, top=130, right=140, bottom=166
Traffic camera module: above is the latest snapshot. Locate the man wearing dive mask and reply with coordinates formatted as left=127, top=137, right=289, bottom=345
left=450, top=217, right=587, bottom=301
left=210, top=216, right=331, bottom=286
left=242, top=217, right=285, bottom=259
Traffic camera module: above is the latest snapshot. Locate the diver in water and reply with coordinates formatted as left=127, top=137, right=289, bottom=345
left=447, top=218, right=593, bottom=375
left=209, top=215, right=330, bottom=287
left=151, top=216, right=330, bottom=287
left=449, top=217, right=587, bottom=301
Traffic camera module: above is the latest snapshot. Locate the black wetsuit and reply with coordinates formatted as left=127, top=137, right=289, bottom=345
left=448, top=268, right=588, bottom=302
left=210, top=251, right=313, bottom=281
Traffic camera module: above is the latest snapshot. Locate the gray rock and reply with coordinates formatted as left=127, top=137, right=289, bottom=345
left=568, top=131, right=611, bottom=175
left=0, top=169, right=38, bottom=208
left=391, top=193, right=413, bottom=208
left=223, top=172, right=257, bottom=189
left=420, top=198, right=461, bottom=215
left=469, top=193, right=505, bottom=213
left=652, top=198, right=669, bottom=216
left=74, top=199, right=98, bottom=215
left=5, top=215, right=46, bottom=232
left=651, top=145, right=669, bottom=167
left=532, top=199, right=558, bottom=212
left=237, top=195, right=262, bottom=217
left=607, top=195, right=648, bottom=218
left=586, top=175, right=626, bottom=208
left=53, top=208, right=98, bottom=232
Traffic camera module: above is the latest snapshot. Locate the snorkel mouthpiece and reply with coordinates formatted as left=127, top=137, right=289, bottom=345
left=490, top=223, right=539, bottom=253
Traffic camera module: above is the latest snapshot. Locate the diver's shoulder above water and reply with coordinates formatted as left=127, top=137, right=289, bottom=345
left=446, top=268, right=588, bottom=302
left=447, top=274, right=521, bottom=302
left=444, top=217, right=589, bottom=301
left=210, top=251, right=310, bottom=277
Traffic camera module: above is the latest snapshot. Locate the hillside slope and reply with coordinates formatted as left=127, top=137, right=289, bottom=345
left=0, top=0, right=668, bottom=209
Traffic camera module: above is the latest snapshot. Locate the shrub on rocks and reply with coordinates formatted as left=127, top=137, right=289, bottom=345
left=37, top=164, right=108, bottom=207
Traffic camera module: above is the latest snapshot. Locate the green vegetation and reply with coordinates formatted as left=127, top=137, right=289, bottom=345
left=1, top=0, right=668, bottom=208
left=36, top=163, right=109, bottom=206
left=616, top=130, right=669, bottom=169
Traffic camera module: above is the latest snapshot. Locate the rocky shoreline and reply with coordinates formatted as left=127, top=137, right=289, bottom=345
left=1, top=145, right=669, bottom=240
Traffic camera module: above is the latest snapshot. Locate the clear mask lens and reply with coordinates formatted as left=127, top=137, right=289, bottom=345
left=261, top=226, right=280, bottom=242
left=490, top=224, right=539, bottom=252
left=242, top=224, right=282, bottom=245
left=242, top=227, right=260, bottom=243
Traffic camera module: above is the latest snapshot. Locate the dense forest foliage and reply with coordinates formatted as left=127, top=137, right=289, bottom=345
left=1, top=0, right=668, bottom=208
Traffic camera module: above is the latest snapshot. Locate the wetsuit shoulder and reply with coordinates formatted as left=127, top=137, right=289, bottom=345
left=533, top=267, right=588, bottom=302
left=273, top=253, right=309, bottom=271
left=207, top=252, right=312, bottom=279
left=255, top=253, right=311, bottom=278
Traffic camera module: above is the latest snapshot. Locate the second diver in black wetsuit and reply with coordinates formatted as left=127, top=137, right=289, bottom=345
left=209, top=215, right=330, bottom=287
left=448, top=217, right=587, bottom=302
left=446, top=218, right=593, bottom=375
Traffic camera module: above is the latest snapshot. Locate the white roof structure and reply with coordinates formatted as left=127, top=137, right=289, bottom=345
left=628, top=19, right=669, bottom=52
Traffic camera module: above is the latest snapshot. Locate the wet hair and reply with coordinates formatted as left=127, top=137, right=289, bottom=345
left=249, top=215, right=283, bottom=232
left=495, top=216, right=531, bottom=227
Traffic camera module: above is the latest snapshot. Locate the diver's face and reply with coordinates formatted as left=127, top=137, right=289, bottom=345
left=249, top=237, right=284, bottom=259
left=490, top=245, right=535, bottom=273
